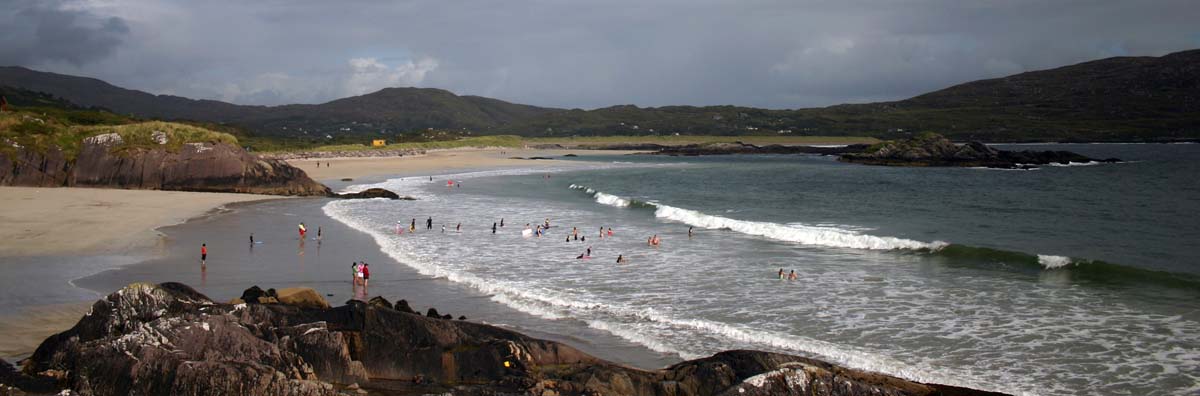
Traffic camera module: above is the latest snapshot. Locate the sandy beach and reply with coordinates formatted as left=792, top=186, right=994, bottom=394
left=288, top=148, right=637, bottom=182
left=0, top=187, right=284, bottom=257
left=0, top=187, right=284, bottom=360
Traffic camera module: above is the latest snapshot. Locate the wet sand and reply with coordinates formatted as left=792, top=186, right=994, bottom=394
left=0, top=187, right=283, bottom=257
left=71, top=196, right=678, bottom=369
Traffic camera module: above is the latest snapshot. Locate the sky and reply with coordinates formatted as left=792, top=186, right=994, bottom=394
left=2, top=0, right=1198, bottom=110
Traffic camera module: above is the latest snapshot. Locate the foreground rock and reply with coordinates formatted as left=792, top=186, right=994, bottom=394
left=2, top=283, right=1009, bottom=396
left=0, top=136, right=330, bottom=196
left=840, top=133, right=1120, bottom=169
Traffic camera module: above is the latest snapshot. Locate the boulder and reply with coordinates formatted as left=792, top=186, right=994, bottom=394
left=366, top=296, right=393, bottom=310
left=335, top=188, right=401, bottom=200
left=394, top=299, right=415, bottom=314
left=276, top=287, right=331, bottom=310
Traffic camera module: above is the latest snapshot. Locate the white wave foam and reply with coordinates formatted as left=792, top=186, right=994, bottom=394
left=1038, top=255, right=1074, bottom=269
left=1047, top=161, right=1103, bottom=167
left=570, top=185, right=942, bottom=251
left=654, top=204, right=945, bottom=250
left=593, top=192, right=631, bottom=207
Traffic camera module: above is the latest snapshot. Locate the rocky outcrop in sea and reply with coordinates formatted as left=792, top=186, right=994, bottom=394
left=839, top=133, right=1121, bottom=169
left=1, top=282, right=1009, bottom=396
left=0, top=133, right=329, bottom=196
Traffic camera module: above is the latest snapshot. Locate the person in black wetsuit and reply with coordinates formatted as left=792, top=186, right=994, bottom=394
left=493, top=222, right=497, bottom=234
left=427, top=217, right=432, bottom=230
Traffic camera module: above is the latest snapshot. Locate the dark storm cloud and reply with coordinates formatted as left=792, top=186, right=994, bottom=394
left=0, top=0, right=130, bottom=66
left=3, top=0, right=1198, bottom=108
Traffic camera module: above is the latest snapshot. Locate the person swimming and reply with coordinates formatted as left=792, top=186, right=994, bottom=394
left=607, top=227, right=613, bottom=237
left=493, top=222, right=497, bottom=234
left=778, top=268, right=785, bottom=280
left=616, top=254, right=627, bottom=264
left=688, top=227, right=693, bottom=239
left=788, top=270, right=798, bottom=281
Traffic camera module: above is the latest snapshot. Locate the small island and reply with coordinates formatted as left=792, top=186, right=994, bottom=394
left=839, top=133, right=1121, bottom=169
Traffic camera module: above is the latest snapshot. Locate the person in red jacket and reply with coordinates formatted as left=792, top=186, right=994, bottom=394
left=200, top=244, right=208, bottom=268
left=361, top=262, right=370, bottom=288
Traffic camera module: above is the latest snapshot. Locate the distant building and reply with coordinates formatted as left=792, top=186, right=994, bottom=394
left=372, top=139, right=386, bottom=147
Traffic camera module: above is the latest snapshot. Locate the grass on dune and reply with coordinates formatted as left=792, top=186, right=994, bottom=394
left=1, top=109, right=238, bottom=160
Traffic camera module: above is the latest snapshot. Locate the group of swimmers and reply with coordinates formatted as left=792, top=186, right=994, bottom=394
left=777, top=268, right=799, bottom=281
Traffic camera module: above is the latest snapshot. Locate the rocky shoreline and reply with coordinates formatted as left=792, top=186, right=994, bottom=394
left=839, top=133, right=1121, bottom=169
left=1, top=133, right=330, bottom=196
left=1, top=282, right=1009, bottom=396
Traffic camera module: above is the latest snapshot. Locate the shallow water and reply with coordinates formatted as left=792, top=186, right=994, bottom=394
left=323, top=144, right=1200, bottom=396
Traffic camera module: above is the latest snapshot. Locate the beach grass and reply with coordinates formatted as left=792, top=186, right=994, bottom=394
left=1, top=109, right=238, bottom=160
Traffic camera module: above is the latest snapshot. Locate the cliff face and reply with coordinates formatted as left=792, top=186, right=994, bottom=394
left=0, top=133, right=329, bottom=196
left=2, top=282, right=1009, bottom=396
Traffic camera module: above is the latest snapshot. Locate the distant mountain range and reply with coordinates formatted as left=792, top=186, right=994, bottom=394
left=2, top=49, right=1198, bottom=142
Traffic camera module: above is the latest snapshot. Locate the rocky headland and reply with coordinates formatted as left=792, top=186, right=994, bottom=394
left=0, top=282, right=1009, bottom=396
left=839, top=133, right=1120, bottom=169
left=1, top=131, right=330, bottom=196
left=528, top=142, right=869, bottom=156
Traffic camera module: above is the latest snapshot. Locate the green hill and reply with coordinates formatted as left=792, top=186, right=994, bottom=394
left=2, top=49, right=1198, bottom=142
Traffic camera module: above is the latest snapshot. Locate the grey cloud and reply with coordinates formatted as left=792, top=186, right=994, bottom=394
left=0, top=0, right=130, bottom=66
left=3, top=0, right=1198, bottom=109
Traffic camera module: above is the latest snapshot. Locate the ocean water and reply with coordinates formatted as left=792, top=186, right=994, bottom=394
left=324, top=144, right=1200, bottom=396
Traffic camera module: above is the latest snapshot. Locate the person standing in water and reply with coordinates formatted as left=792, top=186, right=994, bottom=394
left=352, top=262, right=359, bottom=286
left=200, top=243, right=208, bottom=267
left=317, top=227, right=322, bottom=241
left=788, top=270, right=798, bottom=281
left=778, top=268, right=785, bottom=280
left=688, top=227, right=694, bottom=239
left=249, top=234, right=254, bottom=244
left=500, top=218, right=504, bottom=227
left=362, top=263, right=371, bottom=288
left=442, top=225, right=446, bottom=233
left=410, top=219, right=416, bottom=232
left=456, top=223, right=461, bottom=232
left=599, top=227, right=604, bottom=239
left=493, top=222, right=497, bottom=234
left=617, top=254, right=626, bottom=264
left=607, top=227, right=613, bottom=237
left=427, top=217, right=433, bottom=230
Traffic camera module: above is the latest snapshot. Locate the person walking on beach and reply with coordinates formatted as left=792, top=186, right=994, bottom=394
left=200, top=243, right=207, bottom=267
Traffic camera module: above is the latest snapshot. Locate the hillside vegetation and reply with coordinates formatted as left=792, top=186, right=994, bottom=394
left=2, top=49, right=1198, bottom=142
left=0, top=107, right=237, bottom=160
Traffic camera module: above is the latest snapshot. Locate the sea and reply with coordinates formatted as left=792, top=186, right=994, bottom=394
left=321, top=144, right=1200, bottom=396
